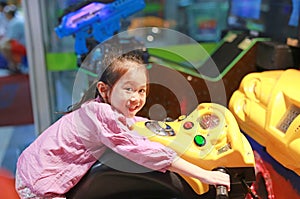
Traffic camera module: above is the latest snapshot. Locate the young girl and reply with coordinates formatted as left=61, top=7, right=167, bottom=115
left=15, top=51, right=230, bottom=198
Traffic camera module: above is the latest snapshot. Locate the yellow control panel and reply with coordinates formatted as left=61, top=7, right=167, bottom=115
left=133, top=103, right=255, bottom=195
left=229, top=69, right=300, bottom=176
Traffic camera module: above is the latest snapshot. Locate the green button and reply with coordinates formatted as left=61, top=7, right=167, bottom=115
left=194, top=135, right=206, bottom=147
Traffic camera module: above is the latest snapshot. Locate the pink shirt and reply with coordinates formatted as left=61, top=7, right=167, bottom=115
left=16, top=99, right=176, bottom=197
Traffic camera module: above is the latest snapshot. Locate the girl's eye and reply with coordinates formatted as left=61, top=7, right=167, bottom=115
left=125, top=88, right=133, bottom=92
left=139, top=89, right=146, bottom=94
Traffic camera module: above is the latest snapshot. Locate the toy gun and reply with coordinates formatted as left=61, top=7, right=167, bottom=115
left=133, top=103, right=256, bottom=198
left=55, top=0, right=146, bottom=56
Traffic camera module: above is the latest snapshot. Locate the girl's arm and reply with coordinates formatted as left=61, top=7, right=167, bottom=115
left=169, top=157, right=230, bottom=190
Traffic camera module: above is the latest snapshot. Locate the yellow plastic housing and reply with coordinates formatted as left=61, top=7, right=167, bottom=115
left=229, top=69, right=300, bottom=175
left=133, top=103, right=255, bottom=195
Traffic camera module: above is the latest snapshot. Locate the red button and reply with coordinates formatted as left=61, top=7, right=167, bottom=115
left=183, top=121, right=194, bottom=129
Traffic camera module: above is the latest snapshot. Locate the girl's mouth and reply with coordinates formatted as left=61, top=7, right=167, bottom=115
left=128, top=106, right=138, bottom=112
left=127, top=103, right=140, bottom=112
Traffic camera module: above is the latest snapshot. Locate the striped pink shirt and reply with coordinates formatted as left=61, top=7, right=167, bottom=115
left=16, top=99, right=176, bottom=197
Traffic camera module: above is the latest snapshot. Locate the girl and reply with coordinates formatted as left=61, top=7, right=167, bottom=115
left=15, top=51, right=230, bottom=198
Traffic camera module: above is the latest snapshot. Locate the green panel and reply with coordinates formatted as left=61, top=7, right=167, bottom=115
left=46, top=52, right=77, bottom=71
left=148, top=42, right=218, bottom=63
left=143, top=3, right=162, bottom=13
left=147, top=42, right=219, bottom=79
left=45, top=42, right=218, bottom=72
left=148, top=36, right=270, bottom=81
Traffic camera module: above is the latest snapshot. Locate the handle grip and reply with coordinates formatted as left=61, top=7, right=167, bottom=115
left=214, top=167, right=229, bottom=199
left=216, top=185, right=228, bottom=199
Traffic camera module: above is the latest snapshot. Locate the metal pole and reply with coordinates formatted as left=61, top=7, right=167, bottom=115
left=22, top=0, right=52, bottom=134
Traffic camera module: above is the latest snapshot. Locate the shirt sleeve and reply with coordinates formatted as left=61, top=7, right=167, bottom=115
left=77, top=101, right=177, bottom=172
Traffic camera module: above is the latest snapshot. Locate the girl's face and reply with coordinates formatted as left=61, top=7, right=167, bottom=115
left=99, top=66, right=147, bottom=118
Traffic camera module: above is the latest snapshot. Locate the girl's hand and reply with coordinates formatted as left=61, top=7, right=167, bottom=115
left=202, top=170, right=230, bottom=191
left=169, top=158, right=231, bottom=191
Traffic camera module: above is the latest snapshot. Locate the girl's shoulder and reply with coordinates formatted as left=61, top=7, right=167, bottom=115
left=133, top=115, right=148, bottom=122
left=81, top=99, right=121, bottom=119
left=82, top=99, right=111, bottom=110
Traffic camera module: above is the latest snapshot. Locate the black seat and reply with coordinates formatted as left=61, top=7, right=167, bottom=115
left=66, top=149, right=254, bottom=199
left=65, top=149, right=212, bottom=199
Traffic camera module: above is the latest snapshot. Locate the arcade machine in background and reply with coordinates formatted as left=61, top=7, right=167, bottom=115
left=138, top=0, right=269, bottom=120
left=254, top=5, right=300, bottom=71
left=54, top=0, right=269, bottom=122
left=227, top=0, right=300, bottom=71
left=140, top=31, right=270, bottom=120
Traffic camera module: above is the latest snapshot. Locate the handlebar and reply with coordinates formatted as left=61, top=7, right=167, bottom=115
left=214, top=167, right=229, bottom=199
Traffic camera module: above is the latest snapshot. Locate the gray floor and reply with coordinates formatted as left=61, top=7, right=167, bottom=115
left=0, top=124, right=36, bottom=176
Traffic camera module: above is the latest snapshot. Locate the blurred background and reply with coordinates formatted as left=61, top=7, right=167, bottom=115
left=0, top=0, right=299, bottom=198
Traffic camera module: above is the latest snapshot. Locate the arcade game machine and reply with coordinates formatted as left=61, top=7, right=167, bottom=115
left=66, top=102, right=258, bottom=199
left=228, top=1, right=300, bottom=198
left=142, top=31, right=269, bottom=120
left=229, top=69, right=300, bottom=199
left=54, top=1, right=265, bottom=198
left=54, top=0, right=300, bottom=198
left=138, top=1, right=300, bottom=198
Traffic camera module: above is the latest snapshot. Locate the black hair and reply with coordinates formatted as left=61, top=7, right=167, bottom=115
left=0, top=2, right=8, bottom=8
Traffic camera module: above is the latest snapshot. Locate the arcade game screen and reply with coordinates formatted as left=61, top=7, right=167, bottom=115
left=227, top=0, right=299, bottom=42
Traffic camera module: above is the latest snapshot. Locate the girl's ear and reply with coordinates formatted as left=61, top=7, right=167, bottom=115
left=96, top=82, right=110, bottom=103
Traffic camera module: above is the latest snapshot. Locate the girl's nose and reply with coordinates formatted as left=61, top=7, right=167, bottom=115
left=130, top=92, right=140, bottom=101
left=130, top=94, right=138, bottom=101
